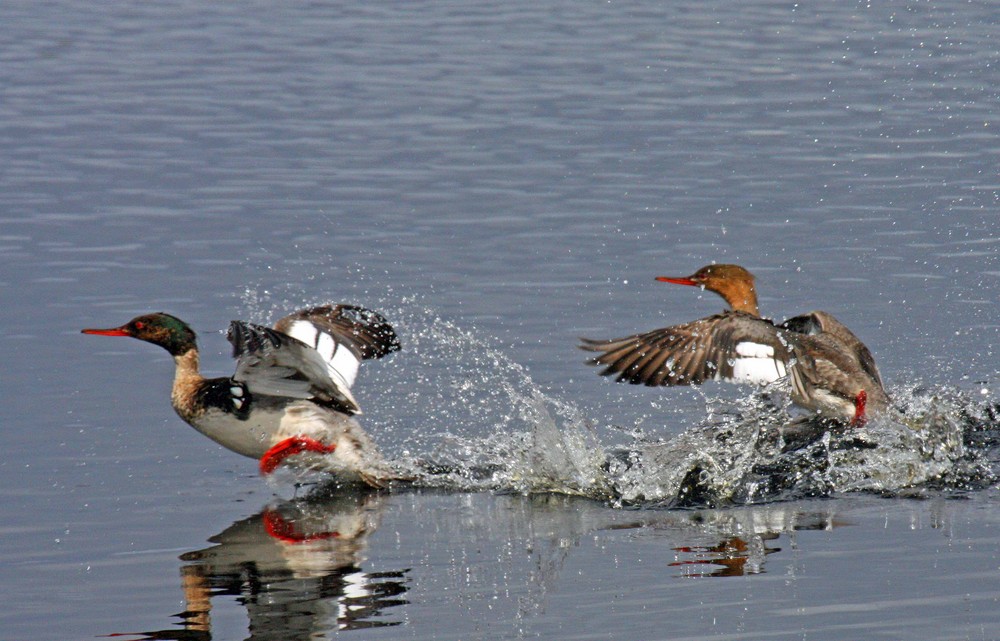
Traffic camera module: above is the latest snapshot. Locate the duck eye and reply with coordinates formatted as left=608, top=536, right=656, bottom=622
left=134, top=321, right=145, bottom=330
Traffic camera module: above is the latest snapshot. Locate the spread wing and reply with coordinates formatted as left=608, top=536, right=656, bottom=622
left=781, top=310, right=883, bottom=388
left=274, top=304, right=400, bottom=362
left=227, top=304, right=400, bottom=415
left=227, top=320, right=360, bottom=413
left=787, top=333, right=863, bottom=405
left=579, top=312, right=792, bottom=387
left=782, top=314, right=891, bottom=418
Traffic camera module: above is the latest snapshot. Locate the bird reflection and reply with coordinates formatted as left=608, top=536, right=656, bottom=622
left=667, top=506, right=850, bottom=578
left=670, top=535, right=780, bottom=577
left=109, top=489, right=408, bottom=640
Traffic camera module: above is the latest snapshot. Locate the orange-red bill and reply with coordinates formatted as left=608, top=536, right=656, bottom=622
left=655, top=276, right=698, bottom=286
left=81, top=326, right=130, bottom=337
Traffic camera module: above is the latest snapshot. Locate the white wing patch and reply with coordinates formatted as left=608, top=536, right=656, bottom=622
left=287, top=319, right=362, bottom=395
left=735, top=342, right=775, bottom=359
left=285, top=320, right=320, bottom=349
left=731, top=341, right=788, bottom=384
left=316, top=331, right=336, bottom=363
left=330, top=344, right=361, bottom=388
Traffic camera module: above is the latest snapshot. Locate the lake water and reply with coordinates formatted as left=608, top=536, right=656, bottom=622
left=3, top=1, right=1000, bottom=639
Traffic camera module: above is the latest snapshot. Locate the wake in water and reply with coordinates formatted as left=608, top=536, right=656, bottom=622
left=242, top=291, right=999, bottom=508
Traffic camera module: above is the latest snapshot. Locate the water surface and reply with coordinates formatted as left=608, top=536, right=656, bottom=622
left=2, top=1, right=999, bottom=639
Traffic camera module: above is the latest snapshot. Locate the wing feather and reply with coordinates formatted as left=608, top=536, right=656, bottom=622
left=581, top=312, right=791, bottom=388
left=783, top=310, right=884, bottom=388
left=227, top=320, right=360, bottom=411
left=227, top=305, right=399, bottom=415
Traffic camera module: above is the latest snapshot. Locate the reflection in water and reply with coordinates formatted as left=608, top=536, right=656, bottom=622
left=102, top=488, right=943, bottom=639
left=671, top=537, right=780, bottom=578
left=110, top=490, right=407, bottom=640
left=408, top=492, right=855, bottom=625
left=664, top=507, right=848, bottom=578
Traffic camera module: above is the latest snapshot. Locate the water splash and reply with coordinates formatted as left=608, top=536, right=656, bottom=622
left=241, top=291, right=999, bottom=507
left=374, top=304, right=998, bottom=507
left=381, top=305, right=610, bottom=498
left=603, top=387, right=998, bottom=508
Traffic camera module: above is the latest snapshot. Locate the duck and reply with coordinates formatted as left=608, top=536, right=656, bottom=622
left=82, top=304, right=401, bottom=486
left=579, top=264, right=889, bottom=426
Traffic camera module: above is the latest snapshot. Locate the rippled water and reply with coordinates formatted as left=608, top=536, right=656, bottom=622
left=3, top=1, right=1000, bottom=639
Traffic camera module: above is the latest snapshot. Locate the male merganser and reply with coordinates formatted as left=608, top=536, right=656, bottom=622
left=580, top=264, right=889, bottom=425
left=82, top=304, right=400, bottom=486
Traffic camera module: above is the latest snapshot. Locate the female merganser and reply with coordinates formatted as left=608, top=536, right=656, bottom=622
left=82, top=304, right=401, bottom=486
left=580, top=264, right=889, bottom=426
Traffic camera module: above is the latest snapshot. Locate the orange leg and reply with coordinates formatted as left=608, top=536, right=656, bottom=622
left=259, top=436, right=337, bottom=475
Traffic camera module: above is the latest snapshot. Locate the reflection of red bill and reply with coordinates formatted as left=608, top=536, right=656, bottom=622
left=258, top=436, right=338, bottom=475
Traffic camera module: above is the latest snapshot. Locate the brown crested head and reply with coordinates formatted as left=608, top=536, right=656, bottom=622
left=82, top=312, right=198, bottom=356
left=655, top=264, right=760, bottom=315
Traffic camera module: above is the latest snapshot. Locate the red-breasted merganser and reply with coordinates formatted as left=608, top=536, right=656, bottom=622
left=580, top=264, right=889, bottom=425
left=82, top=304, right=400, bottom=486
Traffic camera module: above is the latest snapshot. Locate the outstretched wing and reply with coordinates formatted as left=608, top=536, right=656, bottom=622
left=227, top=320, right=362, bottom=414
left=227, top=305, right=399, bottom=415
left=782, top=310, right=883, bottom=388
left=274, top=304, right=400, bottom=360
left=580, top=311, right=791, bottom=387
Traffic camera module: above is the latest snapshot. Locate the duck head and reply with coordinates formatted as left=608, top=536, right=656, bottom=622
left=82, top=312, right=197, bottom=356
left=656, top=264, right=760, bottom=316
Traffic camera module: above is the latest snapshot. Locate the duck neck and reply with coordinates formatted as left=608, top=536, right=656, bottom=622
left=730, top=287, right=760, bottom=316
left=715, top=281, right=760, bottom=316
left=171, top=348, right=206, bottom=421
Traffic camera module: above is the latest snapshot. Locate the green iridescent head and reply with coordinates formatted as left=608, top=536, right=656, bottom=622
left=82, top=312, right=198, bottom=356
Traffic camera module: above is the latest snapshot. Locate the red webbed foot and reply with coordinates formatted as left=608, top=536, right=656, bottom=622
left=849, top=390, right=868, bottom=428
left=259, top=436, right=337, bottom=475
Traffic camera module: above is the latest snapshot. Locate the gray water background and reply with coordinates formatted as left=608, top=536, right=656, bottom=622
left=3, top=1, right=1000, bottom=639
